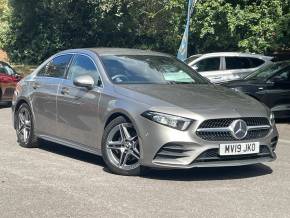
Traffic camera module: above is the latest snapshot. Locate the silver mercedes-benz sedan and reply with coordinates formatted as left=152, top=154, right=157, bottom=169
left=12, top=48, right=278, bottom=176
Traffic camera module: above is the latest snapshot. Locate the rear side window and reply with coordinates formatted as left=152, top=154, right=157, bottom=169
left=225, top=57, right=252, bottom=70
left=38, top=54, right=73, bottom=78
left=249, top=58, right=265, bottom=68
left=195, top=57, right=220, bottom=72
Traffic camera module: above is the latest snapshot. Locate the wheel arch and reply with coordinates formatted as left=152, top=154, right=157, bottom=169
left=103, top=109, right=142, bottom=138
left=104, top=112, right=132, bottom=128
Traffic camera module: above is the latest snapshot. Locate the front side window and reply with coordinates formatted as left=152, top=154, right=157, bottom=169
left=195, top=57, right=220, bottom=72
left=225, top=57, right=252, bottom=70
left=38, top=54, right=73, bottom=78
left=67, top=54, right=100, bottom=84
left=100, top=55, right=208, bottom=84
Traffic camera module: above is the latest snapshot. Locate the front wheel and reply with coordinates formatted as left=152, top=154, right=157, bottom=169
left=102, top=116, right=141, bottom=176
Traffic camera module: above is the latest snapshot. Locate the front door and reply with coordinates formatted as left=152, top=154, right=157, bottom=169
left=192, top=57, right=223, bottom=83
left=56, top=54, right=102, bottom=148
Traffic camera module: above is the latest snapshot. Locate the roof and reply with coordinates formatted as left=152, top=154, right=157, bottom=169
left=89, top=48, right=171, bottom=57
left=61, top=48, right=171, bottom=57
left=188, top=52, right=273, bottom=60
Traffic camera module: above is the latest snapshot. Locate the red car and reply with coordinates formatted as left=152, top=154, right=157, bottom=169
left=0, top=61, right=22, bottom=104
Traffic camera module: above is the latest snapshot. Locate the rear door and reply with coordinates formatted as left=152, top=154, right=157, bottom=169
left=224, top=56, right=256, bottom=80
left=56, top=54, right=102, bottom=148
left=31, top=54, right=73, bottom=137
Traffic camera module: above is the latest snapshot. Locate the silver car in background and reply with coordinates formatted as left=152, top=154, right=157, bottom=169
left=12, top=48, right=278, bottom=176
left=185, top=52, right=273, bottom=83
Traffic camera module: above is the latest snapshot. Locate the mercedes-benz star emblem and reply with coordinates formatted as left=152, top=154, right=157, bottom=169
left=229, top=119, right=248, bottom=140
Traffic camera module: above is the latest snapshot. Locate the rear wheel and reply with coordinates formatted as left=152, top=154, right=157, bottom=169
left=15, top=103, right=38, bottom=148
left=102, top=116, right=141, bottom=176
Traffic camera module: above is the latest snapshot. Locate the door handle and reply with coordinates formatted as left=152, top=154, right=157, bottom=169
left=32, top=82, right=40, bottom=89
left=61, top=87, right=70, bottom=95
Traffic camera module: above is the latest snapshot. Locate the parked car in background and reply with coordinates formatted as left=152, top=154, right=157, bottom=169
left=0, top=61, right=22, bottom=104
left=185, top=52, right=273, bottom=83
left=12, top=48, right=278, bottom=176
left=222, top=61, right=290, bottom=119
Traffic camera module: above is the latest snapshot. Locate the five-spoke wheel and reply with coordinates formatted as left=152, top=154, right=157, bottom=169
left=102, top=116, right=141, bottom=176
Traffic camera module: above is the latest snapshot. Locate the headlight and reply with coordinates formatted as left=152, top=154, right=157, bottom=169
left=270, top=112, right=275, bottom=126
left=141, top=111, right=192, bottom=131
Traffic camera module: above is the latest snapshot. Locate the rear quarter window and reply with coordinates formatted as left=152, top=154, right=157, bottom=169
left=249, top=58, right=265, bottom=68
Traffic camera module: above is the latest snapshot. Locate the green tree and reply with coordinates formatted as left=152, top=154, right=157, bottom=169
left=0, top=0, right=11, bottom=48
left=189, top=0, right=284, bottom=54
left=2, top=0, right=290, bottom=64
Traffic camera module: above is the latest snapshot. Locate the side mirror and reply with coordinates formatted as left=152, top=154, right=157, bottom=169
left=73, top=75, right=95, bottom=90
left=192, top=65, right=199, bottom=71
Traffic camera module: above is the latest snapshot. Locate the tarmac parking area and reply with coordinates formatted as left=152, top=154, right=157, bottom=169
left=0, top=106, right=290, bottom=218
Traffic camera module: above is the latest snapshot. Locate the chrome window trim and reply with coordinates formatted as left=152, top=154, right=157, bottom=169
left=66, top=52, right=104, bottom=89
left=35, top=53, right=75, bottom=79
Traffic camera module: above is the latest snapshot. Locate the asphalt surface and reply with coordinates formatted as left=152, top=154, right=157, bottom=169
left=0, top=105, right=290, bottom=218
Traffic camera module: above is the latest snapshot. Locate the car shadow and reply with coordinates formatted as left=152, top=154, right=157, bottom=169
left=141, top=164, right=273, bottom=181
left=37, top=139, right=273, bottom=181
left=276, top=118, right=290, bottom=124
left=38, top=139, right=105, bottom=167
left=0, top=103, right=11, bottom=109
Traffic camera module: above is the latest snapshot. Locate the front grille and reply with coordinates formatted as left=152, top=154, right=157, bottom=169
left=194, top=145, right=272, bottom=163
left=196, top=117, right=270, bottom=141
left=197, top=129, right=269, bottom=141
left=199, top=117, right=269, bottom=128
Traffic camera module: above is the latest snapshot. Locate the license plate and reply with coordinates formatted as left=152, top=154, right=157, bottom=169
left=219, top=142, right=260, bottom=156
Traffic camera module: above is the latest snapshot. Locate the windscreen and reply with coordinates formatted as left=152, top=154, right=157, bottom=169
left=101, top=55, right=209, bottom=85
left=245, top=62, right=290, bottom=80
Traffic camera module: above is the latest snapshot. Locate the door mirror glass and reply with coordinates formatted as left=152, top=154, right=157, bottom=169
left=73, top=75, right=95, bottom=90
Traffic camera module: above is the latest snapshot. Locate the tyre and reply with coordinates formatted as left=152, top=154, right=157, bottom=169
left=101, top=116, right=141, bottom=176
left=15, top=103, right=38, bottom=148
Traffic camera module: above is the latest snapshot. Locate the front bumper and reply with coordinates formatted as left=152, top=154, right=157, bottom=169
left=137, top=117, right=278, bottom=169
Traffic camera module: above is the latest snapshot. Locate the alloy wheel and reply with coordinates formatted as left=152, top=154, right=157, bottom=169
left=106, top=123, right=140, bottom=170
left=17, top=107, right=32, bottom=144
